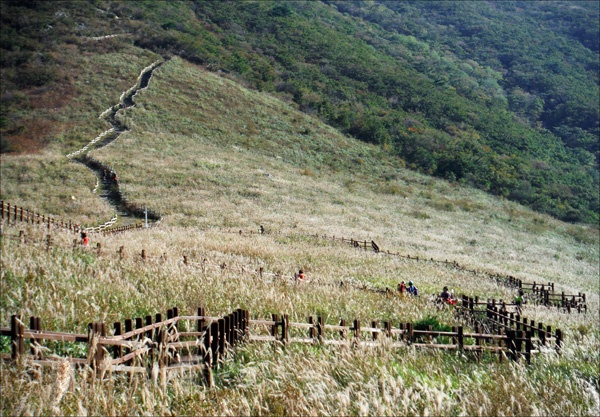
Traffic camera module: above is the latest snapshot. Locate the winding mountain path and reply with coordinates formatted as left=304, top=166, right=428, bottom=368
left=67, top=61, right=164, bottom=229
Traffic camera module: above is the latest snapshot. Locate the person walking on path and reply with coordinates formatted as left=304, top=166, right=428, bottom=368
left=80, top=232, right=89, bottom=247
left=407, top=281, right=419, bottom=296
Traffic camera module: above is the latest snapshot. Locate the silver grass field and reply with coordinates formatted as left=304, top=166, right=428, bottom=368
left=1, top=56, right=599, bottom=416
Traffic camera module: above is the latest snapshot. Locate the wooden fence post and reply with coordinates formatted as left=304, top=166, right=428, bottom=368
left=371, top=240, right=380, bottom=253
left=203, top=323, right=212, bottom=364
left=124, top=319, right=133, bottom=366
left=353, top=319, right=361, bottom=342
left=218, top=318, right=225, bottom=359
left=154, top=312, right=162, bottom=365
left=96, top=242, right=102, bottom=256
left=29, top=316, right=40, bottom=357
left=224, top=313, right=233, bottom=349
left=317, top=316, right=324, bottom=344
left=88, top=322, right=106, bottom=371
left=309, top=316, right=316, bottom=341
left=243, top=310, right=249, bottom=339
left=537, top=322, right=546, bottom=345
left=135, top=318, right=144, bottom=349
left=407, top=322, right=414, bottom=344
left=119, top=246, right=124, bottom=260
left=145, top=315, right=154, bottom=362
left=506, top=330, right=516, bottom=361
left=271, top=314, right=279, bottom=340
left=515, top=330, right=524, bottom=361
left=457, top=326, right=464, bottom=351
left=197, top=307, right=206, bottom=333
left=19, top=230, right=25, bottom=244
left=372, top=320, right=378, bottom=341
left=451, top=326, right=458, bottom=347
left=113, top=322, right=123, bottom=359
left=282, top=314, right=289, bottom=345
left=340, top=319, right=347, bottom=341
left=210, top=320, right=219, bottom=366
left=525, top=331, right=532, bottom=364
left=474, top=324, right=482, bottom=361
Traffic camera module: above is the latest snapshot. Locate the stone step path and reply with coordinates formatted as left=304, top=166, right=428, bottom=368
left=68, top=60, right=164, bottom=228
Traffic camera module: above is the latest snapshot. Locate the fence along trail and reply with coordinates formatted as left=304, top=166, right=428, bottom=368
left=1, top=305, right=557, bottom=387
left=0, top=204, right=588, bottom=312
left=66, top=61, right=164, bottom=228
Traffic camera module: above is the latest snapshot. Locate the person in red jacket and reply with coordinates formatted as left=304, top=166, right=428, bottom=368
left=81, top=232, right=89, bottom=247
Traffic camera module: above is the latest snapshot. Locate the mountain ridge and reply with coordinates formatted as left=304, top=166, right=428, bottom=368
left=0, top=0, right=598, bottom=223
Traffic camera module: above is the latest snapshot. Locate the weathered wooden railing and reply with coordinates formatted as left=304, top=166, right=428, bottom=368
left=2, top=306, right=548, bottom=386
left=457, top=295, right=563, bottom=352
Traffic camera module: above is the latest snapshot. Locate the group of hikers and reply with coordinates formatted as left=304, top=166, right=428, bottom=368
left=102, top=169, right=118, bottom=185
left=397, top=280, right=421, bottom=296
left=400, top=281, right=457, bottom=305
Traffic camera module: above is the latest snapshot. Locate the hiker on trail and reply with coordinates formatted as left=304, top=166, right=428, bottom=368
left=80, top=232, right=89, bottom=247
left=440, top=286, right=451, bottom=302
left=296, top=269, right=306, bottom=282
left=398, top=280, right=407, bottom=294
left=407, top=281, right=419, bottom=296
left=514, top=289, right=524, bottom=313
left=439, top=286, right=456, bottom=305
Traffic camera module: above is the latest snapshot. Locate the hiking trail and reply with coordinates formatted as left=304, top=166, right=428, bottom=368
left=67, top=60, right=164, bottom=229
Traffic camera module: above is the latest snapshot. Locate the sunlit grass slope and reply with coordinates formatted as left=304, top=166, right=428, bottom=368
left=95, top=57, right=599, bottom=294
left=1, top=57, right=599, bottom=416
left=0, top=39, right=161, bottom=224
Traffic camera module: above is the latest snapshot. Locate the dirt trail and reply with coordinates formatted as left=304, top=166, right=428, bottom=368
left=68, top=61, right=164, bottom=227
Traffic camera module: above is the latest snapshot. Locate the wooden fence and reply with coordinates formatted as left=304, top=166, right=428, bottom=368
left=456, top=295, right=563, bottom=351
left=1, top=201, right=588, bottom=313
left=1, top=307, right=246, bottom=385
left=1, top=201, right=78, bottom=233
left=0, top=201, right=148, bottom=236
left=2, top=305, right=551, bottom=387
left=312, top=233, right=587, bottom=313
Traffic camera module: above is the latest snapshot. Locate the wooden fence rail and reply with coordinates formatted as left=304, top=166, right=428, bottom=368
left=2, top=306, right=549, bottom=386
left=1, top=200, right=150, bottom=236
left=457, top=295, right=563, bottom=351
left=309, top=233, right=587, bottom=313
left=2, top=203, right=587, bottom=313
left=1, top=201, right=78, bottom=233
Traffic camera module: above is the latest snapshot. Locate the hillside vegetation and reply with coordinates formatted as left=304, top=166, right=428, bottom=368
left=2, top=54, right=599, bottom=415
left=0, top=2, right=599, bottom=415
left=1, top=0, right=598, bottom=223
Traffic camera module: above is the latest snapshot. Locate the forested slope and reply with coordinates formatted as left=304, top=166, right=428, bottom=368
left=1, top=0, right=598, bottom=223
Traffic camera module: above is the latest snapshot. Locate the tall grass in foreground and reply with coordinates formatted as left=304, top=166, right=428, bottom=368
left=2, top=53, right=598, bottom=416
left=1, top=334, right=597, bottom=416
left=1, top=223, right=598, bottom=415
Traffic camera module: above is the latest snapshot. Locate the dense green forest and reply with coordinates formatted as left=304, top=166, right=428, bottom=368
left=1, top=0, right=598, bottom=223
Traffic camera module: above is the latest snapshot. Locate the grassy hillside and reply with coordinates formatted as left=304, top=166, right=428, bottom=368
left=1, top=1, right=598, bottom=223
left=1, top=55, right=599, bottom=415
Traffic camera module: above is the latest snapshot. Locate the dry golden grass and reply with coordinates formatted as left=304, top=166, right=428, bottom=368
left=1, top=56, right=598, bottom=415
